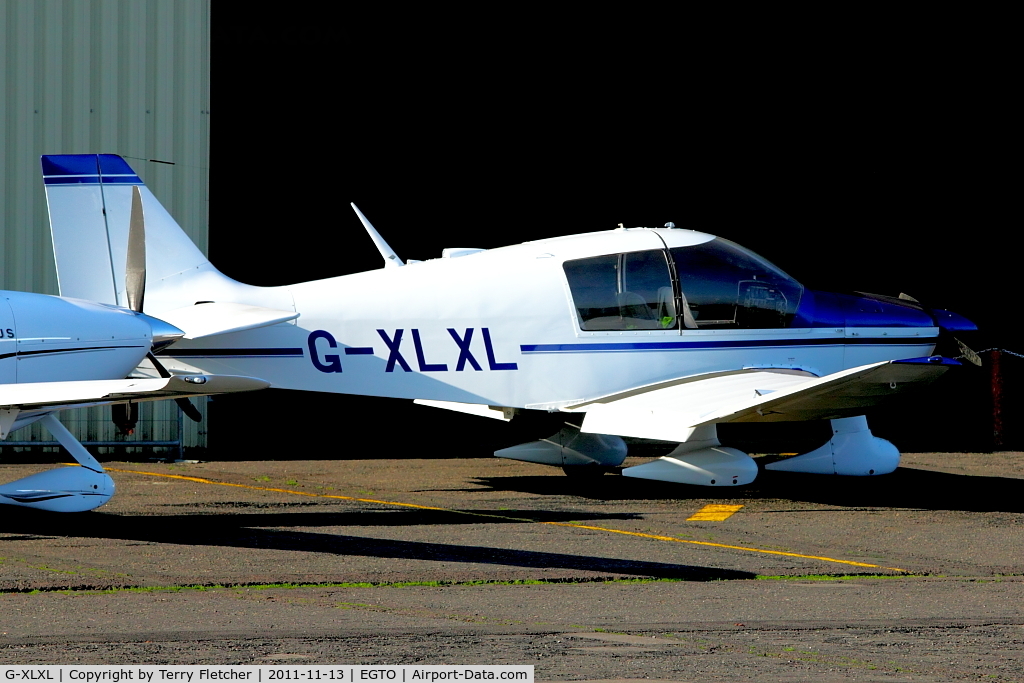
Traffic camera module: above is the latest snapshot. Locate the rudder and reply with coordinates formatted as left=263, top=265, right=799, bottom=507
left=41, top=154, right=285, bottom=314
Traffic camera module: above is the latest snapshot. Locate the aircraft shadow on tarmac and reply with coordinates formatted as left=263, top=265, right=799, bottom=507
left=0, top=510, right=754, bottom=582
left=471, top=466, right=1024, bottom=513
left=130, top=507, right=645, bottom=526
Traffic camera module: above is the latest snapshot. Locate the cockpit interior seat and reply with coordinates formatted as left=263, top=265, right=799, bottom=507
left=616, top=291, right=653, bottom=320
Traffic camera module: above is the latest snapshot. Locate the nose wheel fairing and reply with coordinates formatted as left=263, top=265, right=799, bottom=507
left=765, top=415, right=900, bottom=476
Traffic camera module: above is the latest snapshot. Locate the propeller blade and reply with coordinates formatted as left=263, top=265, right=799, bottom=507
left=175, top=397, right=204, bottom=423
left=126, top=186, right=147, bottom=312
left=955, top=337, right=983, bottom=366
left=147, top=353, right=203, bottom=422
left=147, top=352, right=171, bottom=378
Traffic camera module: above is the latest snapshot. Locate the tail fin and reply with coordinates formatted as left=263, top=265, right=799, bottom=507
left=41, top=154, right=290, bottom=314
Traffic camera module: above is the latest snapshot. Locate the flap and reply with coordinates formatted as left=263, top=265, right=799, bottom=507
left=0, top=374, right=270, bottom=411
left=154, top=302, right=299, bottom=340
left=576, top=358, right=955, bottom=442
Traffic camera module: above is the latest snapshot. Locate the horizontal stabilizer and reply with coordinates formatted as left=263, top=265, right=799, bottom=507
left=574, top=357, right=955, bottom=441
left=0, top=374, right=270, bottom=412
left=153, top=302, right=298, bottom=339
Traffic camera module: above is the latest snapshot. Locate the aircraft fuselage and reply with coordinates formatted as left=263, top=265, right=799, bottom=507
left=157, top=229, right=956, bottom=412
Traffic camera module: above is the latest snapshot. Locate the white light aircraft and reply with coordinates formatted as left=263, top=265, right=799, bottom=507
left=1, top=173, right=274, bottom=512
left=31, top=154, right=976, bottom=511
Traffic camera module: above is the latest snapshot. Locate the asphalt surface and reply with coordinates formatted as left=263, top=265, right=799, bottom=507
left=1, top=452, right=1023, bottom=681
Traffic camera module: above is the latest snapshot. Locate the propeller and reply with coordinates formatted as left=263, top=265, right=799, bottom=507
left=126, top=186, right=146, bottom=313
left=955, top=337, right=982, bottom=367
left=124, top=186, right=203, bottom=423
left=859, top=291, right=982, bottom=367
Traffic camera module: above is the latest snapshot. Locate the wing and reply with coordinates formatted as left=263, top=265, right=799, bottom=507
left=568, top=357, right=957, bottom=442
left=0, top=374, right=269, bottom=412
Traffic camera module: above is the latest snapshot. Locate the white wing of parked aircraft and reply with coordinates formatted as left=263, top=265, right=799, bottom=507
left=0, top=375, right=268, bottom=416
left=38, top=154, right=978, bottom=505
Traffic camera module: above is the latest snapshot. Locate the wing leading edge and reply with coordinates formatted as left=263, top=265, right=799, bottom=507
left=0, top=374, right=269, bottom=413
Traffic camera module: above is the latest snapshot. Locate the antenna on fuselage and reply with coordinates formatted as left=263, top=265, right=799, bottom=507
left=350, top=203, right=404, bottom=268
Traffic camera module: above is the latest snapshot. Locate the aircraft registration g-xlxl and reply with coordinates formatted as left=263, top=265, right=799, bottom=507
left=20, top=154, right=977, bottom=513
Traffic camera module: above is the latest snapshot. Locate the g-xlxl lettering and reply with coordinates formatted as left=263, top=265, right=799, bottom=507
left=307, top=328, right=518, bottom=374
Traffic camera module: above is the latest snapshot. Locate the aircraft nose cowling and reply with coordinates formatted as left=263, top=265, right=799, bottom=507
left=930, top=308, right=977, bottom=332
left=793, top=290, right=936, bottom=328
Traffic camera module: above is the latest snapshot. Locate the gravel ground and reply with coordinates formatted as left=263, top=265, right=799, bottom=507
left=2, top=453, right=1023, bottom=680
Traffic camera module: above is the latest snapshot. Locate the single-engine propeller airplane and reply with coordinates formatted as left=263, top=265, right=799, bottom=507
left=18, top=153, right=977, bottom=513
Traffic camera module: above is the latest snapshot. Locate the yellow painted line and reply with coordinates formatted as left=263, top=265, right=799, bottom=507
left=540, top=521, right=904, bottom=571
left=687, top=504, right=744, bottom=521
left=105, top=467, right=907, bottom=573
left=105, top=467, right=448, bottom=511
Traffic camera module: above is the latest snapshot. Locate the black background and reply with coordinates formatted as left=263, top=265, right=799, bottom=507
left=206, top=12, right=1015, bottom=457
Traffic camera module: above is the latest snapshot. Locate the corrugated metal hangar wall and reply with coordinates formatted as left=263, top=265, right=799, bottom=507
left=1, top=0, right=211, bottom=454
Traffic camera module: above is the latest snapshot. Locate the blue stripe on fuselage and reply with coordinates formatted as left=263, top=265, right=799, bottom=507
left=162, top=347, right=304, bottom=358
left=520, top=336, right=937, bottom=354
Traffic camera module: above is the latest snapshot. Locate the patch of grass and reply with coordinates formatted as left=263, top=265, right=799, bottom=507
left=253, top=476, right=271, bottom=482
left=3, top=575, right=702, bottom=596
left=284, top=479, right=299, bottom=486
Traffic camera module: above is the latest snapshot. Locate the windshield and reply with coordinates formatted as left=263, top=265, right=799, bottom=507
left=669, top=238, right=803, bottom=329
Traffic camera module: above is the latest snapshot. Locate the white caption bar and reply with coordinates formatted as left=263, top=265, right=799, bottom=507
left=0, top=668, right=533, bottom=683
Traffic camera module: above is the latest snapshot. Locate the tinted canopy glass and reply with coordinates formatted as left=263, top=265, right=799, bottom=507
left=563, top=249, right=676, bottom=330
left=670, top=238, right=803, bottom=329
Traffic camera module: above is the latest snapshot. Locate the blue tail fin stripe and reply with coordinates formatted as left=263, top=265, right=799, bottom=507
left=40, top=154, right=144, bottom=185
left=43, top=175, right=143, bottom=185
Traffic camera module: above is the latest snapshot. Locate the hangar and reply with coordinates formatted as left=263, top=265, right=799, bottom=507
left=1, top=0, right=210, bottom=455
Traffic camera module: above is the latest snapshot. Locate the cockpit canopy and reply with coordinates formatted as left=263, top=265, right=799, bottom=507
left=563, top=237, right=804, bottom=331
